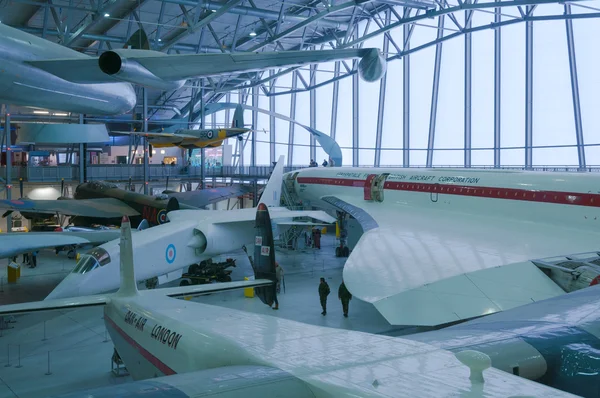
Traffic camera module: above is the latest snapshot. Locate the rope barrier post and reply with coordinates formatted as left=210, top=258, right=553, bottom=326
left=15, top=344, right=21, bottom=368
left=4, top=344, right=9, bottom=367
left=45, top=351, right=51, bottom=375
left=103, top=329, right=108, bottom=343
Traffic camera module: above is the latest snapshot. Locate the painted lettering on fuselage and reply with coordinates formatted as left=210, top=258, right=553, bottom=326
left=124, top=310, right=148, bottom=332
left=150, top=324, right=182, bottom=350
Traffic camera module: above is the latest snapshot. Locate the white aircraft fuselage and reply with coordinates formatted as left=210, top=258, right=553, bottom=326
left=46, top=206, right=322, bottom=300
left=0, top=24, right=136, bottom=115
left=290, top=167, right=600, bottom=229
left=102, top=291, right=570, bottom=397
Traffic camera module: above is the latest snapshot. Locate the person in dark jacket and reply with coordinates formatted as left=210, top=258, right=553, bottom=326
left=338, top=281, right=352, bottom=317
left=318, top=277, right=330, bottom=315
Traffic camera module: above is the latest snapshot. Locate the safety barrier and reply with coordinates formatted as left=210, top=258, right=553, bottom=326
left=2, top=164, right=600, bottom=183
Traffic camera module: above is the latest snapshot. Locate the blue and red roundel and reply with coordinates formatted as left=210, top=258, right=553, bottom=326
left=157, top=209, right=168, bottom=224
left=165, top=244, right=176, bottom=264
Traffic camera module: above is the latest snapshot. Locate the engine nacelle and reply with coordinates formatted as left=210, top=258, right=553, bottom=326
left=358, top=48, right=387, bottom=82
left=189, top=223, right=253, bottom=257
left=98, top=49, right=186, bottom=91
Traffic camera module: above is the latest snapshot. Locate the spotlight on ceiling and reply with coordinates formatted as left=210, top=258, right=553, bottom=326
left=158, top=38, right=162, bottom=42
left=104, top=13, right=110, bottom=17
left=249, top=31, right=257, bottom=37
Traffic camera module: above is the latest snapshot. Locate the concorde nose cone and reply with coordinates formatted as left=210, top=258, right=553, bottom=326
left=45, top=274, right=83, bottom=300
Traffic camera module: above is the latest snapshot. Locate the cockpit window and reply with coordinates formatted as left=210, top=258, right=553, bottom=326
left=72, top=247, right=111, bottom=274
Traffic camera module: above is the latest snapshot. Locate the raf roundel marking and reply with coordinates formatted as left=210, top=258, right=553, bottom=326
left=165, top=244, right=176, bottom=264
left=157, top=209, right=168, bottom=224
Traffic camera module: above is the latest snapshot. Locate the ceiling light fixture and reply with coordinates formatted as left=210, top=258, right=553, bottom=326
left=211, top=9, right=217, bottom=12
left=54, top=112, right=68, bottom=116
left=249, top=31, right=257, bottom=37
left=104, top=13, right=110, bottom=17
left=158, top=38, right=162, bottom=42
left=33, top=110, right=49, bottom=114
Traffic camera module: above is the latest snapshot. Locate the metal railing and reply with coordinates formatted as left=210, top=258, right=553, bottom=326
left=1, top=164, right=600, bottom=183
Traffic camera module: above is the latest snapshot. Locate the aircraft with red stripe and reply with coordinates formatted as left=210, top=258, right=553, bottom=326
left=286, top=167, right=600, bottom=326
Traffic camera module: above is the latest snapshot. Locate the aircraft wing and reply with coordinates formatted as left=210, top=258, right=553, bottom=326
left=146, top=279, right=272, bottom=299
left=112, top=131, right=198, bottom=139
left=0, top=198, right=139, bottom=218
left=321, top=195, right=600, bottom=326
left=168, top=186, right=250, bottom=208
left=0, top=294, right=108, bottom=316
left=0, top=230, right=122, bottom=258
left=27, top=48, right=384, bottom=84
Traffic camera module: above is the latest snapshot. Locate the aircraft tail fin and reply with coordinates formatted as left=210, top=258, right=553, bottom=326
left=231, top=104, right=244, bottom=129
left=116, top=215, right=138, bottom=297
left=252, top=203, right=278, bottom=306
left=259, top=155, right=284, bottom=208
left=125, top=29, right=150, bottom=50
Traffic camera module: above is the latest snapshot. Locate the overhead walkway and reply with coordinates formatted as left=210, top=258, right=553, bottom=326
left=0, top=165, right=306, bottom=183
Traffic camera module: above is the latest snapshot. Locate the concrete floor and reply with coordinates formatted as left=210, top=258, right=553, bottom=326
left=0, top=233, right=413, bottom=398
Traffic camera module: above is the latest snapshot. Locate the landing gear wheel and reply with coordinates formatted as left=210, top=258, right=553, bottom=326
left=342, top=247, right=350, bottom=257
left=180, top=279, right=190, bottom=287
left=335, top=247, right=341, bottom=257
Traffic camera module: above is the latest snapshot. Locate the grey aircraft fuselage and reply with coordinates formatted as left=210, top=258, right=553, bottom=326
left=0, top=24, right=136, bottom=115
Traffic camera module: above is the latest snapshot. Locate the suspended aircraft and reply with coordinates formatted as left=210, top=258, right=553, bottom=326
left=286, top=167, right=600, bottom=326
left=0, top=23, right=386, bottom=115
left=114, top=104, right=251, bottom=149
left=42, top=156, right=335, bottom=299
left=0, top=207, right=578, bottom=397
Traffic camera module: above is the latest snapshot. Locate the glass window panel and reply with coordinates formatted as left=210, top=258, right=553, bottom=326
left=294, top=90, right=311, bottom=165
left=380, top=149, right=403, bottom=166
left=471, top=149, right=494, bottom=166
left=533, top=147, right=578, bottom=166
left=432, top=149, right=464, bottom=166
left=573, top=18, right=600, bottom=152
left=585, top=146, right=600, bottom=168
left=435, top=35, right=464, bottom=150
left=533, top=20, right=575, bottom=147
left=341, top=148, right=353, bottom=166
left=501, top=148, right=525, bottom=166
left=410, top=150, right=427, bottom=166
left=335, top=76, right=353, bottom=148
left=409, top=25, right=437, bottom=154
left=381, top=58, right=403, bottom=150
left=472, top=28, right=495, bottom=150
left=501, top=23, right=525, bottom=149
left=359, top=149, right=376, bottom=167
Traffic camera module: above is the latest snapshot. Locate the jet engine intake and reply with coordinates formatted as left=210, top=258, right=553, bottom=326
left=358, top=48, right=387, bottom=82
left=98, top=50, right=186, bottom=91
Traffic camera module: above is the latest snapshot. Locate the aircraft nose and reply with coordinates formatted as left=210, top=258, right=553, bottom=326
left=45, top=274, right=83, bottom=300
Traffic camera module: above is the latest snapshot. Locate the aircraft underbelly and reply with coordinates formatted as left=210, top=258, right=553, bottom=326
left=0, top=59, right=135, bottom=115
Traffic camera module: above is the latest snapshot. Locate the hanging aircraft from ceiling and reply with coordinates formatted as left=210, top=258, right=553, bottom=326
left=0, top=23, right=386, bottom=115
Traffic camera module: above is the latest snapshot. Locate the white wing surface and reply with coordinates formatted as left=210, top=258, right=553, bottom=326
left=0, top=230, right=122, bottom=258
left=325, top=195, right=598, bottom=326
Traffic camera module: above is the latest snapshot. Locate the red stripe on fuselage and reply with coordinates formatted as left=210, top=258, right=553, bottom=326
left=104, top=315, right=176, bottom=376
left=296, top=177, right=600, bottom=207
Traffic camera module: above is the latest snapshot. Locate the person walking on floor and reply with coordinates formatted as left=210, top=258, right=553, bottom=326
left=30, top=250, right=38, bottom=268
left=318, top=277, right=330, bottom=315
left=338, top=280, right=352, bottom=317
